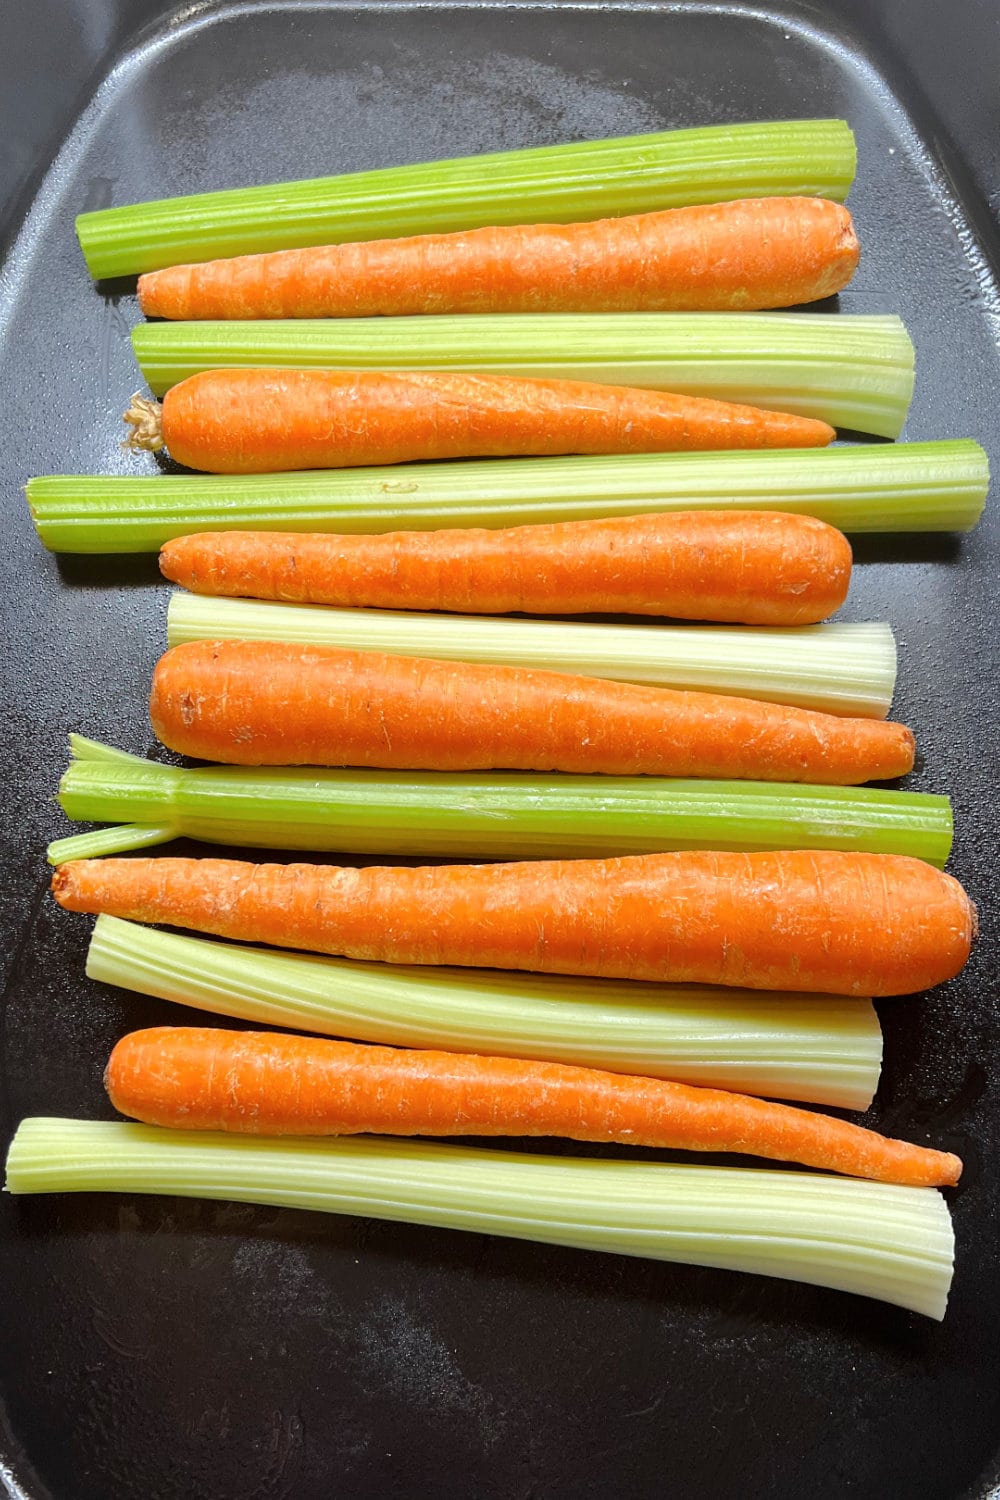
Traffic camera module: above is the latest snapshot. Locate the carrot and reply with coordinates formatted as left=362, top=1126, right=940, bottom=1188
left=104, top=1026, right=960, bottom=1188
left=136, top=197, right=860, bottom=320
left=149, top=640, right=913, bottom=784
left=53, top=850, right=975, bottom=997
left=158, top=510, right=853, bottom=626
left=122, top=369, right=834, bottom=475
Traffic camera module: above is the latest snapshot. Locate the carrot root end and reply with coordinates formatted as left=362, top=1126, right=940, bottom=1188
left=122, top=393, right=165, bottom=453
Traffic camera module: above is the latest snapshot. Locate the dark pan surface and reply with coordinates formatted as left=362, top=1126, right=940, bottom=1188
left=2, top=4, right=999, bottom=1497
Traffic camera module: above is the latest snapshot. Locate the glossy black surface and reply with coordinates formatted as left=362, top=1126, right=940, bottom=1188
left=1, top=3, right=999, bottom=1497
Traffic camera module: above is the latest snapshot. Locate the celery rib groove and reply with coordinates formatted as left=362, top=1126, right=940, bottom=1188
left=165, top=595, right=897, bottom=718
left=50, top=736, right=950, bottom=866
left=5, top=1121, right=953, bottom=1319
left=76, top=119, right=856, bottom=278
left=27, top=441, right=988, bottom=553
left=132, top=313, right=914, bottom=438
left=85, top=916, right=882, bottom=1109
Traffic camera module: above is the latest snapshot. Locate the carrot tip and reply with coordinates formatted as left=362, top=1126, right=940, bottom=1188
left=122, top=393, right=165, bottom=454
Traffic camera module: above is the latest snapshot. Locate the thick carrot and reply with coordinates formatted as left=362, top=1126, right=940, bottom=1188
left=158, top=510, right=852, bottom=626
left=122, top=369, right=834, bottom=475
left=149, top=640, right=913, bottom=784
left=104, top=1027, right=960, bottom=1188
left=53, top=850, right=975, bottom=997
left=136, top=197, right=859, bottom=320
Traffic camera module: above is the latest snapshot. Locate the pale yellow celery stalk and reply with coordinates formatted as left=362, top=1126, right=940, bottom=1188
left=131, top=312, right=914, bottom=438
left=5, top=1121, right=953, bottom=1319
left=85, top=915, right=883, bottom=1109
left=165, top=594, right=898, bottom=718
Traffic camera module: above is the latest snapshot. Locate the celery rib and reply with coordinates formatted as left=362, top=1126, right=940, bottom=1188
left=47, top=823, right=176, bottom=863
left=166, top=594, right=897, bottom=718
left=132, top=313, right=914, bottom=439
left=85, top=916, right=882, bottom=1109
left=26, top=441, right=988, bottom=553
left=51, top=740, right=951, bottom=865
left=75, top=119, right=856, bottom=279
left=67, top=734, right=148, bottom=766
left=5, top=1121, right=953, bottom=1318
left=87, top=916, right=881, bottom=1108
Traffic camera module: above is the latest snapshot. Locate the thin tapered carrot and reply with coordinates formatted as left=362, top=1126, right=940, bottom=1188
left=148, top=640, right=913, bottom=784
left=104, top=1027, right=960, bottom=1188
left=136, top=197, right=860, bottom=320
left=158, top=510, right=853, bottom=626
left=122, top=369, right=834, bottom=475
left=53, top=850, right=975, bottom=997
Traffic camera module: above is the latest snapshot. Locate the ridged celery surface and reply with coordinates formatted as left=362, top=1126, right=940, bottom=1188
left=132, top=313, right=914, bottom=438
left=75, top=119, right=857, bottom=279
left=165, top=595, right=897, bottom=718
left=5, top=1120, right=953, bottom=1318
left=49, top=736, right=951, bottom=867
left=27, top=442, right=988, bottom=553
left=86, top=916, right=881, bottom=1108
left=84, top=916, right=881, bottom=1108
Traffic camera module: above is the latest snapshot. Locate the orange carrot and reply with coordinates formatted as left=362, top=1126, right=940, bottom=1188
left=136, top=197, right=860, bottom=319
left=122, top=369, right=834, bottom=474
left=159, top=510, right=852, bottom=626
left=105, top=1026, right=960, bottom=1188
left=53, top=850, right=975, bottom=997
left=149, top=640, right=913, bottom=784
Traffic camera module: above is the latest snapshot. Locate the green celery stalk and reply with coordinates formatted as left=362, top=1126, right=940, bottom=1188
left=132, top=313, right=914, bottom=439
left=85, top=915, right=881, bottom=1109
left=49, top=735, right=951, bottom=866
left=166, top=595, right=898, bottom=718
left=5, top=1120, right=953, bottom=1318
left=26, top=441, right=989, bottom=554
left=76, top=119, right=856, bottom=279
left=48, top=822, right=178, bottom=861
left=84, top=915, right=881, bottom=1108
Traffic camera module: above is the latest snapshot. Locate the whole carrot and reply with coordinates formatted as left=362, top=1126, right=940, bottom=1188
left=159, top=510, right=852, bottom=626
left=53, top=850, right=975, bottom=997
left=136, top=197, right=860, bottom=320
left=105, top=1027, right=960, bottom=1189
left=122, top=369, right=834, bottom=475
left=149, top=641, right=913, bottom=784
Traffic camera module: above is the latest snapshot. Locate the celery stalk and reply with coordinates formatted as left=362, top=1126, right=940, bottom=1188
left=76, top=119, right=856, bottom=279
left=132, top=313, right=914, bottom=438
left=5, top=1120, right=953, bottom=1318
left=48, top=822, right=177, bottom=862
left=86, top=915, right=881, bottom=1108
left=166, top=594, right=897, bottom=718
left=50, top=736, right=951, bottom=866
left=26, top=441, right=988, bottom=554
